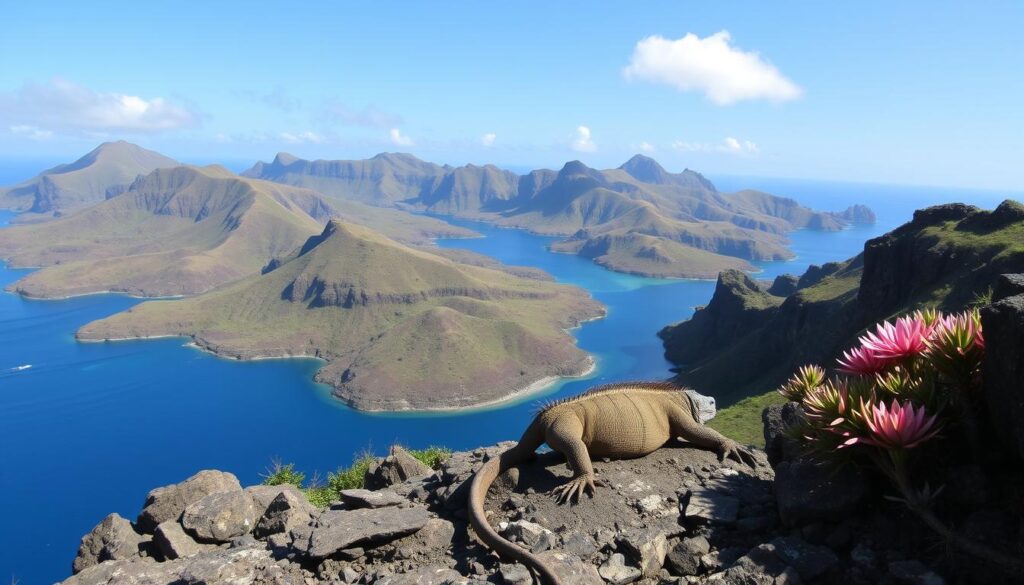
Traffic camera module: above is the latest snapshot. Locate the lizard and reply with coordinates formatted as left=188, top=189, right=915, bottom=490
left=468, top=381, right=757, bottom=585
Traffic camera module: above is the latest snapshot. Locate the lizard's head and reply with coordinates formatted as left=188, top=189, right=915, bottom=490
left=683, top=389, right=717, bottom=423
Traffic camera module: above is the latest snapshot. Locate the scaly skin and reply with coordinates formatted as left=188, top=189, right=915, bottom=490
left=468, top=382, right=756, bottom=585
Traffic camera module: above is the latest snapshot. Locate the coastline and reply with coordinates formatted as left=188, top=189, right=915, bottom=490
left=76, top=329, right=601, bottom=415
left=347, top=355, right=601, bottom=415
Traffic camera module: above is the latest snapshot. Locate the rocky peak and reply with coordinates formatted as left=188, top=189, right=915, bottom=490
left=619, top=154, right=671, bottom=184
left=272, top=152, right=301, bottom=167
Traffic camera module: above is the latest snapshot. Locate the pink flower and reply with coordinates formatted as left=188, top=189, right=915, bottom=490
left=859, top=315, right=931, bottom=360
left=856, top=399, right=942, bottom=449
left=837, top=345, right=889, bottom=376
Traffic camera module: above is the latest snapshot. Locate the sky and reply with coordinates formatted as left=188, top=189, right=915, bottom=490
left=0, top=1, right=1021, bottom=190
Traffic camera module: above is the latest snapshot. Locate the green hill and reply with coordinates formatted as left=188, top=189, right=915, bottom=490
left=245, top=153, right=874, bottom=278
left=0, top=166, right=475, bottom=298
left=77, top=220, right=604, bottom=411
left=0, top=141, right=179, bottom=221
left=660, top=200, right=1024, bottom=407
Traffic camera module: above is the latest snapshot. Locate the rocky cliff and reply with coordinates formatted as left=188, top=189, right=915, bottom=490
left=59, top=279, right=1024, bottom=583
left=660, top=201, right=1024, bottom=406
left=60, top=435, right=997, bottom=585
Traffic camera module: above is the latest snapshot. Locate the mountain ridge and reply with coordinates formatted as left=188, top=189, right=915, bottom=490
left=244, top=152, right=875, bottom=278
left=0, top=166, right=475, bottom=298
left=0, top=141, right=179, bottom=220
left=659, top=200, right=1024, bottom=406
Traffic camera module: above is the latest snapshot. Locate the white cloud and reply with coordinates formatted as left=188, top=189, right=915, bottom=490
left=639, top=141, right=656, bottom=153
left=672, top=136, right=759, bottom=155
left=9, top=125, right=54, bottom=141
left=623, top=31, right=802, bottom=105
left=481, top=132, right=497, bottom=147
left=279, top=131, right=324, bottom=145
left=389, top=128, right=414, bottom=147
left=571, top=126, right=597, bottom=152
left=0, top=78, right=198, bottom=135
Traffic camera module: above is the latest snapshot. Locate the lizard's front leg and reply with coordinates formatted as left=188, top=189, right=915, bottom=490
left=669, top=406, right=758, bottom=467
left=546, top=415, right=598, bottom=504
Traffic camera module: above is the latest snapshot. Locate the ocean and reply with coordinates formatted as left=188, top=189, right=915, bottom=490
left=0, top=161, right=1015, bottom=584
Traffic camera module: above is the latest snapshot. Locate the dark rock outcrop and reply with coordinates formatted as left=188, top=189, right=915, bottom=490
left=254, top=490, right=315, bottom=538
left=767, top=274, right=799, bottom=297
left=364, top=445, right=435, bottom=490
left=153, top=520, right=215, bottom=560
left=72, top=513, right=147, bottom=574
left=297, top=505, right=431, bottom=559
left=662, top=201, right=1024, bottom=405
left=762, top=402, right=805, bottom=467
left=180, top=490, right=258, bottom=543
left=136, top=470, right=243, bottom=533
left=60, top=439, right=973, bottom=584
left=981, top=274, right=1024, bottom=461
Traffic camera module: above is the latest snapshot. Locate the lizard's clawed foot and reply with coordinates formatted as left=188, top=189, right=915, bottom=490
left=551, top=475, right=599, bottom=504
left=719, top=441, right=759, bottom=467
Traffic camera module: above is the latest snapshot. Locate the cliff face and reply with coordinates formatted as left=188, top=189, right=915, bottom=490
left=660, top=201, right=1024, bottom=406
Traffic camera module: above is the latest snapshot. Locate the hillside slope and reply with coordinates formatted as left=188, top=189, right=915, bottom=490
left=0, top=164, right=476, bottom=298
left=77, top=221, right=604, bottom=410
left=0, top=141, right=179, bottom=220
left=660, top=201, right=1024, bottom=406
left=245, top=153, right=874, bottom=279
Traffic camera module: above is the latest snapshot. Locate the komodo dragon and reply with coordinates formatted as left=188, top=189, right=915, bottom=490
left=469, top=381, right=756, bottom=585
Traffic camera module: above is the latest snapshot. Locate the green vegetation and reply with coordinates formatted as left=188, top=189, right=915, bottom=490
left=552, top=232, right=755, bottom=279
left=247, top=152, right=854, bottom=279
left=261, top=460, right=307, bottom=487
left=0, top=140, right=178, bottom=218
left=78, top=220, right=604, bottom=411
left=263, top=446, right=452, bottom=508
left=708, top=391, right=787, bottom=447
left=794, top=264, right=860, bottom=304
left=919, top=212, right=1024, bottom=254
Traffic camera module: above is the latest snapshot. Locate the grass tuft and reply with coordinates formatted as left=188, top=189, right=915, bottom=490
left=262, top=445, right=452, bottom=508
left=261, top=459, right=306, bottom=487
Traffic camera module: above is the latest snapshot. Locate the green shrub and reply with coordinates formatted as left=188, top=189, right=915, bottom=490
left=326, top=453, right=377, bottom=492
left=261, top=460, right=305, bottom=487
left=262, top=445, right=452, bottom=508
left=409, top=446, right=452, bottom=469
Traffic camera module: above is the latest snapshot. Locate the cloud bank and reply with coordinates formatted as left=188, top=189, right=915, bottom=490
left=0, top=79, right=199, bottom=135
left=624, top=31, right=802, bottom=105
left=673, top=136, right=760, bottom=155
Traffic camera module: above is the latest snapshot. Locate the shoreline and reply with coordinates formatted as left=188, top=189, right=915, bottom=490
left=77, top=330, right=601, bottom=415
left=350, top=356, right=601, bottom=415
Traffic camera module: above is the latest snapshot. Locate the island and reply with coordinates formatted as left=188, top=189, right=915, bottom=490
left=77, top=220, right=605, bottom=411
left=0, top=141, right=179, bottom=223
left=0, top=158, right=475, bottom=299
left=245, top=152, right=875, bottom=279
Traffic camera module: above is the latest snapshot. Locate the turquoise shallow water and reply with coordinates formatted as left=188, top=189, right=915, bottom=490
left=0, top=165, right=1015, bottom=583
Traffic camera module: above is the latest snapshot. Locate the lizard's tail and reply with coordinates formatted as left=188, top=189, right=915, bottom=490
left=468, top=435, right=560, bottom=585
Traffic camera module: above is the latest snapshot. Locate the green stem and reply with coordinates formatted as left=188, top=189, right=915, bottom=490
left=885, top=451, right=1024, bottom=575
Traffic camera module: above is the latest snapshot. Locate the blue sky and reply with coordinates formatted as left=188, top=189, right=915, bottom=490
left=1, top=1, right=1021, bottom=189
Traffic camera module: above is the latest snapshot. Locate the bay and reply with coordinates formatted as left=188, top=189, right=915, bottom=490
left=0, top=166, right=1014, bottom=583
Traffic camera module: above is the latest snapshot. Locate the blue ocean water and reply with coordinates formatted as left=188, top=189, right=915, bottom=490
left=0, top=162, right=1016, bottom=583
